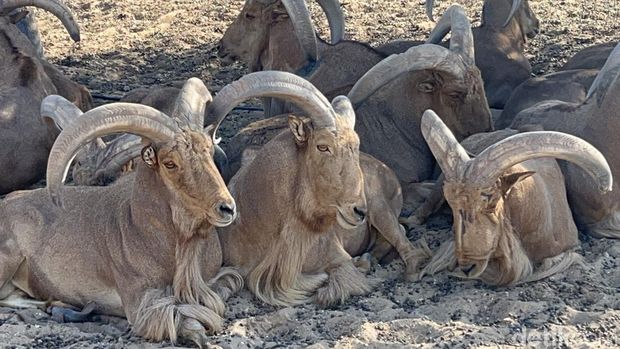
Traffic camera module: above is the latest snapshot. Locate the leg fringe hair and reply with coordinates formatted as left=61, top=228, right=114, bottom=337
left=314, top=261, right=374, bottom=307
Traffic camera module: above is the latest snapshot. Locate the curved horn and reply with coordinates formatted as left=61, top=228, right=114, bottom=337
left=347, top=44, right=466, bottom=107
left=92, top=134, right=142, bottom=181
left=281, top=0, right=318, bottom=63
left=426, top=4, right=474, bottom=65
left=425, top=0, right=435, bottom=21
left=465, top=131, right=613, bottom=193
left=46, top=102, right=179, bottom=207
left=0, top=0, right=80, bottom=41
left=503, top=0, right=522, bottom=27
left=586, top=42, right=620, bottom=107
left=206, top=71, right=336, bottom=141
left=421, top=109, right=471, bottom=181
left=40, top=94, right=82, bottom=130
left=316, top=0, right=345, bottom=43
left=171, top=77, right=212, bottom=127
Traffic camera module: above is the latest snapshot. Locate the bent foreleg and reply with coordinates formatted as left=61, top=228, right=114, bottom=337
left=132, top=287, right=223, bottom=348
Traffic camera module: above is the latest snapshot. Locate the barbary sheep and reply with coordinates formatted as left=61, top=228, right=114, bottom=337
left=0, top=0, right=91, bottom=194
left=511, top=42, right=620, bottom=239
left=418, top=109, right=612, bottom=285
left=424, top=0, right=540, bottom=108
left=0, top=78, right=243, bottom=348
left=218, top=0, right=344, bottom=73
left=208, top=71, right=395, bottom=307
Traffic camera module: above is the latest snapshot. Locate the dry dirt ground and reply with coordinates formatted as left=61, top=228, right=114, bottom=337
left=1, top=0, right=620, bottom=348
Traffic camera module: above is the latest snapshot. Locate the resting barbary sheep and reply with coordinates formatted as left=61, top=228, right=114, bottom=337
left=418, top=109, right=612, bottom=286
left=0, top=78, right=243, bottom=348
left=0, top=0, right=91, bottom=194
left=511, top=42, right=620, bottom=239
left=218, top=0, right=344, bottom=73
left=207, top=71, right=384, bottom=307
left=422, top=0, right=539, bottom=108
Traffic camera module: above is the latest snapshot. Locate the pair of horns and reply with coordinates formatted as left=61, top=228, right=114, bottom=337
left=347, top=5, right=473, bottom=107
left=43, top=77, right=212, bottom=206
left=425, top=0, right=523, bottom=27
left=206, top=71, right=353, bottom=142
left=421, top=109, right=612, bottom=193
left=280, top=0, right=345, bottom=64
left=1, top=0, right=80, bottom=41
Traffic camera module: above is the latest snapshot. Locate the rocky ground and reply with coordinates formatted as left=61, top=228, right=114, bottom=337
left=1, top=0, right=619, bottom=348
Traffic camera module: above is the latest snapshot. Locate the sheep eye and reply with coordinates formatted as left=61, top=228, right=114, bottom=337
left=245, top=12, right=256, bottom=20
left=164, top=161, right=177, bottom=169
left=317, top=144, right=329, bottom=152
left=417, top=82, right=434, bottom=93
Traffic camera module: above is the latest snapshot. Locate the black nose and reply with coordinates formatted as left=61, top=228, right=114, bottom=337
left=460, top=263, right=476, bottom=276
left=219, top=202, right=236, bottom=216
left=353, top=206, right=367, bottom=221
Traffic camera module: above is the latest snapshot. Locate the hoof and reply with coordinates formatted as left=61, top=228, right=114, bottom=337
left=50, top=302, right=97, bottom=323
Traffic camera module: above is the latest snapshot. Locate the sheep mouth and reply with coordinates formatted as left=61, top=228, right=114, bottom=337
left=210, top=211, right=237, bottom=228
left=452, top=258, right=489, bottom=279
left=336, top=208, right=365, bottom=230
left=218, top=52, right=237, bottom=66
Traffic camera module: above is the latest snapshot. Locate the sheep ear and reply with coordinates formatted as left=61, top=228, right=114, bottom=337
left=499, top=171, right=536, bottom=198
left=288, top=115, right=309, bottom=145
left=141, top=145, right=158, bottom=168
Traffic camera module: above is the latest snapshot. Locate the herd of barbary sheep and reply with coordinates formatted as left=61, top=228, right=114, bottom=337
left=0, top=0, right=618, bottom=346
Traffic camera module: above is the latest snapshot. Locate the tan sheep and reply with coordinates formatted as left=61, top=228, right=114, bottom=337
left=0, top=78, right=242, bottom=348
left=417, top=109, right=612, bottom=285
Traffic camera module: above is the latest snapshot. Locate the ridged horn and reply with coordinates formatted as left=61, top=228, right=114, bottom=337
left=586, top=42, right=620, bottom=107
left=40, top=94, right=82, bottom=130
left=92, top=134, right=142, bottom=181
left=46, top=102, right=179, bottom=207
left=426, top=4, right=475, bottom=66
left=503, top=0, right=522, bottom=27
left=420, top=109, right=471, bottom=181
left=464, top=131, right=613, bottom=193
left=316, top=0, right=345, bottom=43
left=282, top=0, right=318, bottom=63
left=206, top=71, right=336, bottom=141
left=0, top=0, right=80, bottom=41
left=347, top=44, right=466, bottom=108
left=171, top=77, right=212, bottom=127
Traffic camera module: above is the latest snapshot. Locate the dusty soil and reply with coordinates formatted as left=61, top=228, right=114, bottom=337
left=1, top=0, right=619, bottom=348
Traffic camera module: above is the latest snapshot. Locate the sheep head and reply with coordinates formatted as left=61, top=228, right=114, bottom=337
left=218, top=0, right=344, bottom=72
left=287, top=97, right=365, bottom=230
left=43, top=78, right=237, bottom=236
left=421, top=109, right=612, bottom=279
left=350, top=5, right=492, bottom=142
left=206, top=71, right=366, bottom=231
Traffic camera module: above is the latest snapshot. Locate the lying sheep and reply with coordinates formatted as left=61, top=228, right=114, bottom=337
left=0, top=0, right=91, bottom=194
left=418, top=110, right=611, bottom=285
left=0, top=78, right=242, bottom=348
left=207, top=71, right=428, bottom=307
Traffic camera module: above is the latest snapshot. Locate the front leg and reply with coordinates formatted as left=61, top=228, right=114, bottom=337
left=369, top=202, right=431, bottom=281
left=131, top=286, right=222, bottom=348
left=312, top=234, right=373, bottom=308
